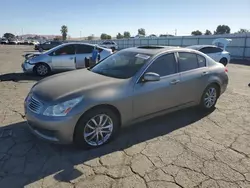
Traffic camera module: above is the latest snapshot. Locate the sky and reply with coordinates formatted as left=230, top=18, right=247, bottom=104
left=0, top=0, right=249, bottom=38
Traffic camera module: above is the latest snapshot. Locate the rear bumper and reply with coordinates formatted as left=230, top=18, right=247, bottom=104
left=220, top=74, right=229, bottom=95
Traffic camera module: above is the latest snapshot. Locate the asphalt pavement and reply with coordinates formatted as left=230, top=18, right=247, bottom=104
left=0, top=45, right=250, bottom=188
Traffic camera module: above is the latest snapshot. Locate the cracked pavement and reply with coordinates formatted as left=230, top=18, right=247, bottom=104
left=0, top=45, right=250, bottom=188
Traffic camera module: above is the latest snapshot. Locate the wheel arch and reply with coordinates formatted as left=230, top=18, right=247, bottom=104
left=73, top=104, right=122, bottom=140
left=205, top=81, right=221, bottom=96
left=33, top=62, right=52, bottom=73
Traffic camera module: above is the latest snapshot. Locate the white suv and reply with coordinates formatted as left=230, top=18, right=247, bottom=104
left=99, top=41, right=118, bottom=52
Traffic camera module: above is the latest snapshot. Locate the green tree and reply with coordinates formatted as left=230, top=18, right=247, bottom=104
left=204, top=30, right=212, bottom=35
left=60, top=25, right=68, bottom=40
left=106, top=35, right=111, bottom=39
left=116, top=33, right=124, bottom=39
left=100, top=33, right=107, bottom=40
left=3, top=33, right=15, bottom=39
left=191, top=30, right=202, bottom=36
left=235, top=29, right=250, bottom=34
left=138, top=28, right=146, bottom=36
left=123, top=31, right=131, bottom=38
left=101, top=33, right=111, bottom=40
left=87, top=35, right=94, bottom=40
left=214, top=25, right=230, bottom=35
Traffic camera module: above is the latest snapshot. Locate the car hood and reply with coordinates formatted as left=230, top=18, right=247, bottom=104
left=32, top=69, right=123, bottom=102
left=23, top=52, right=43, bottom=60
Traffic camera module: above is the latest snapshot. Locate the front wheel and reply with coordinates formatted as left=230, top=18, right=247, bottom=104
left=74, top=108, right=120, bottom=149
left=34, top=63, right=50, bottom=76
left=38, top=47, right=43, bottom=52
left=200, top=84, right=219, bottom=110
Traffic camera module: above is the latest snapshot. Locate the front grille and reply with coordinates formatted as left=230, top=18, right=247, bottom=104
left=28, top=97, right=43, bottom=114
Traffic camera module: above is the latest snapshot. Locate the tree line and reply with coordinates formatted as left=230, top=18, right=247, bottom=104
left=2, top=25, right=249, bottom=41
left=191, top=25, right=250, bottom=36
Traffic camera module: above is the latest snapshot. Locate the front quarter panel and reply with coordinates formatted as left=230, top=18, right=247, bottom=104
left=30, top=54, right=52, bottom=70
left=70, top=79, right=134, bottom=126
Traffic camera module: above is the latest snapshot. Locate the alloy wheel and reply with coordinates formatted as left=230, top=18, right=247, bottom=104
left=83, top=114, right=113, bottom=146
left=37, top=64, right=48, bottom=76
left=204, top=87, right=217, bottom=108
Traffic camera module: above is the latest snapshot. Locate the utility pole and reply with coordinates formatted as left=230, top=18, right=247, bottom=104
left=175, top=29, right=177, bottom=36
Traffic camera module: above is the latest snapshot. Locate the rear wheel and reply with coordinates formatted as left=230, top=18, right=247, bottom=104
left=74, top=108, right=120, bottom=149
left=219, top=58, right=228, bottom=66
left=111, top=47, right=115, bottom=52
left=34, top=63, right=50, bottom=76
left=200, top=84, right=219, bottom=110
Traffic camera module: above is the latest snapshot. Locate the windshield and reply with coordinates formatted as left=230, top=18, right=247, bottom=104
left=91, top=51, right=151, bottom=79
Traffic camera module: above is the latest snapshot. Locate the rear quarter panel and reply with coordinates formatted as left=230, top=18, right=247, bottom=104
left=207, top=62, right=228, bottom=96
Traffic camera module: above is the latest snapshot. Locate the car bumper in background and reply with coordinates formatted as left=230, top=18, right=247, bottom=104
left=21, top=62, right=34, bottom=73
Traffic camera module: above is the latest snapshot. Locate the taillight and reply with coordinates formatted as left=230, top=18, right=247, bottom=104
left=225, top=67, right=228, bottom=73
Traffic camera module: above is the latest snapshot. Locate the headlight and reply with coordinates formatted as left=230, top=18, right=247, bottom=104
left=43, top=97, right=83, bottom=117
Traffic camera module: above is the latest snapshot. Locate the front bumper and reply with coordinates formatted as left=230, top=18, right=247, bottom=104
left=25, top=108, right=79, bottom=144
left=21, top=62, right=34, bottom=73
left=24, top=94, right=81, bottom=144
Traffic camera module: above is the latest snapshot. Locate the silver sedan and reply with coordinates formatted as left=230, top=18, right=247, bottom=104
left=21, top=43, right=113, bottom=76
left=24, top=46, right=228, bottom=149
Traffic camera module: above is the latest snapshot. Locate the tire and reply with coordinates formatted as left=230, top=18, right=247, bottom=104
left=111, top=47, right=115, bottom=52
left=34, top=63, right=50, bottom=76
left=219, top=58, right=228, bottom=66
left=74, top=108, right=120, bottom=149
left=199, top=84, right=219, bottom=110
left=38, top=47, right=43, bottom=52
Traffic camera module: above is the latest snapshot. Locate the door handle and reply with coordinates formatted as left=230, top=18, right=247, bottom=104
left=69, top=57, right=74, bottom=60
left=202, top=71, right=209, bottom=76
left=170, top=79, right=180, bottom=85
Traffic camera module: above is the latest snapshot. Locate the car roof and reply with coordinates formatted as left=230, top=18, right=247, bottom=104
left=122, top=46, right=188, bottom=55
left=52, top=42, right=107, bottom=50
left=186, top=45, right=218, bottom=50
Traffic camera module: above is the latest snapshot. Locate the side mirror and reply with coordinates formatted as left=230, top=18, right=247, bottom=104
left=143, top=72, right=160, bottom=82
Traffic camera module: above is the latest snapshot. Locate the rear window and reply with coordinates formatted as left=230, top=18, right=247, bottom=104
left=200, top=47, right=223, bottom=54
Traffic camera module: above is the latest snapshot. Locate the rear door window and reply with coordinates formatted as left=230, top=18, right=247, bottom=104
left=197, top=54, right=206, bottom=67
left=178, top=52, right=199, bottom=72
left=76, top=44, right=93, bottom=54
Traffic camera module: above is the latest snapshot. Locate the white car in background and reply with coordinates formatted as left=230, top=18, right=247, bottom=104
left=21, top=43, right=113, bottom=76
left=187, top=38, right=232, bottom=66
left=99, top=41, right=118, bottom=52
left=30, top=40, right=40, bottom=45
